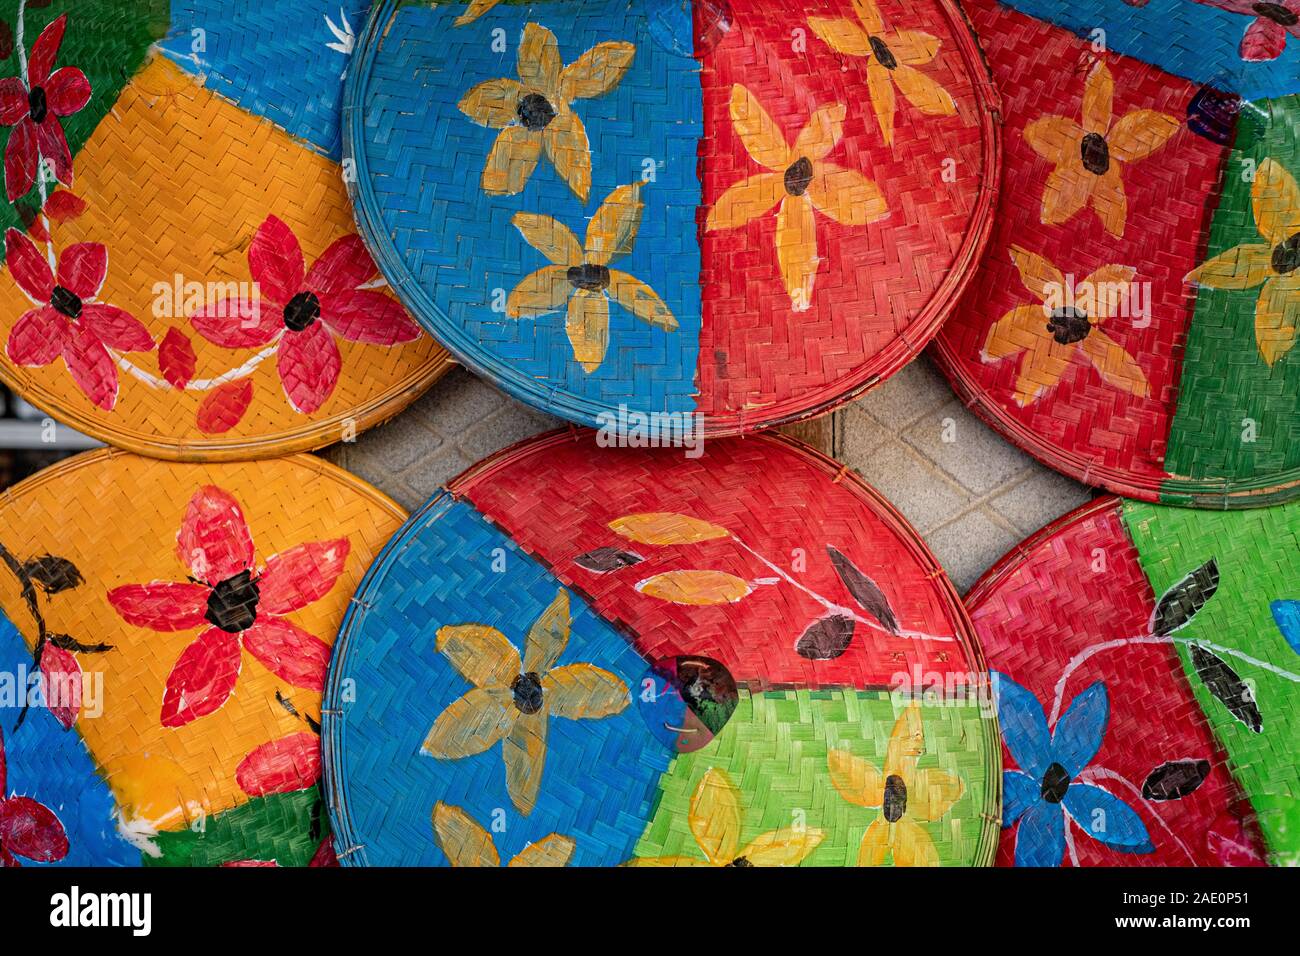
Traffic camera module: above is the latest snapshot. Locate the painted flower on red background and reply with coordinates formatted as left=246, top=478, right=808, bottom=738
left=0, top=15, right=90, bottom=201
left=106, top=485, right=350, bottom=728
left=1194, top=0, right=1300, bottom=61
left=4, top=228, right=153, bottom=410
left=0, top=726, right=69, bottom=866
left=189, top=215, right=421, bottom=415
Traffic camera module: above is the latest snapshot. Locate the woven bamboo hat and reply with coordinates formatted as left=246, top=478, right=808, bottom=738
left=0, top=450, right=405, bottom=866
left=324, top=430, right=998, bottom=867
left=967, top=494, right=1300, bottom=867
left=343, top=0, right=998, bottom=435
left=0, top=0, right=451, bottom=460
left=933, top=0, right=1300, bottom=506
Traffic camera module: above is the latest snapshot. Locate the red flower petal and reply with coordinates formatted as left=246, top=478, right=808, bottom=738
left=7, top=306, right=67, bottom=366
left=34, top=116, right=72, bottom=187
left=79, top=304, right=153, bottom=353
left=62, top=321, right=118, bottom=410
left=107, top=581, right=210, bottom=632
left=190, top=299, right=281, bottom=348
left=160, top=628, right=242, bottom=727
left=1242, top=17, right=1287, bottom=60
left=1206, top=810, right=1268, bottom=867
left=159, top=326, right=197, bottom=389
left=319, top=289, right=421, bottom=345
left=241, top=617, right=330, bottom=691
left=43, top=67, right=90, bottom=117
left=235, top=732, right=321, bottom=796
left=0, top=77, right=27, bottom=125
left=0, top=846, right=18, bottom=867
left=0, top=796, right=68, bottom=862
left=176, top=485, right=256, bottom=583
left=39, top=644, right=81, bottom=729
left=305, top=234, right=376, bottom=295
left=309, top=838, right=339, bottom=867
left=44, top=189, right=85, bottom=223
left=248, top=215, right=304, bottom=306
left=4, top=118, right=37, bottom=201
left=259, top=538, right=351, bottom=615
left=55, top=241, right=105, bottom=298
left=5, top=227, right=53, bottom=301
left=277, top=322, right=340, bottom=414
left=27, top=14, right=67, bottom=88
left=196, top=379, right=254, bottom=434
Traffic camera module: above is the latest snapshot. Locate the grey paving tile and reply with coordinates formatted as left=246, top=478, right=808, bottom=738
left=992, top=469, right=1095, bottom=537
left=854, top=356, right=952, bottom=428
left=848, top=440, right=973, bottom=534
left=456, top=405, right=558, bottom=462
left=925, top=509, right=1022, bottom=594
left=839, top=404, right=894, bottom=467
left=410, top=367, right=511, bottom=438
left=402, top=448, right=476, bottom=500
left=903, top=399, right=1031, bottom=496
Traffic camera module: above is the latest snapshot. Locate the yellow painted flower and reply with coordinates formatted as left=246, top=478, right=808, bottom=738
left=828, top=704, right=962, bottom=867
left=626, top=768, right=825, bottom=867
left=705, top=84, right=888, bottom=312
left=807, top=0, right=956, bottom=147
left=1185, top=157, right=1300, bottom=365
left=454, top=0, right=499, bottom=26
left=508, top=182, right=677, bottom=371
left=458, top=23, right=635, bottom=200
left=1023, top=60, right=1179, bottom=238
left=422, top=590, right=630, bottom=815
left=432, top=801, right=574, bottom=867
left=982, top=245, right=1149, bottom=407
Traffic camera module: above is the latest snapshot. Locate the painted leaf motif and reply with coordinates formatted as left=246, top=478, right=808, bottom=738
left=1141, top=759, right=1211, bottom=801
left=573, top=547, right=642, bottom=573
left=236, top=732, right=322, bottom=797
left=609, top=513, right=730, bottom=545
left=794, top=613, right=856, bottom=660
left=159, top=327, right=197, bottom=390
left=1189, top=644, right=1262, bottom=733
left=826, top=546, right=898, bottom=634
left=197, top=379, right=254, bottom=434
left=47, top=632, right=110, bottom=654
left=1153, top=559, right=1218, bottom=636
left=636, top=570, right=750, bottom=606
left=21, top=555, right=82, bottom=594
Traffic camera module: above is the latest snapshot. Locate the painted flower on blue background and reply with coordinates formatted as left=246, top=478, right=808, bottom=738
left=993, top=672, right=1152, bottom=866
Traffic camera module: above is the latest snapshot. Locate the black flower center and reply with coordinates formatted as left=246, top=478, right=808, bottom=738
left=50, top=285, right=82, bottom=319
left=869, top=35, right=898, bottom=70
left=1272, top=233, right=1300, bottom=275
left=1079, top=132, right=1111, bottom=175
left=511, top=672, right=544, bottom=714
left=783, top=156, right=814, bottom=196
left=882, top=773, right=908, bottom=823
left=517, top=92, right=557, bottom=132
left=727, top=857, right=754, bottom=867
left=1047, top=306, right=1092, bottom=345
left=283, top=291, right=321, bottom=332
left=1254, top=2, right=1299, bottom=26
left=205, top=569, right=260, bottom=633
left=567, top=263, right=610, bottom=292
left=1040, top=761, right=1072, bottom=804
left=28, top=86, right=46, bottom=124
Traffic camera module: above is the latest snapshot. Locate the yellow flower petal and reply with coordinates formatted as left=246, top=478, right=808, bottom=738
left=827, top=748, right=885, bottom=807
left=584, top=182, right=644, bottom=266
left=608, top=269, right=678, bottom=330
left=807, top=165, right=888, bottom=226
left=1008, top=245, right=1065, bottom=301
left=807, top=16, right=872, bottom=57
left=559, top=41, right=636, bottom=101
left=1255, top=276, right=1300, bottom=366
left=705, top=173, right=784, bottom=232
left=1090, top=163, right=1128, bottom=238
left=1012, top=335, right=1076, bottom=406
left=435, top=624, right=521, bottom=687
left=432, top=801, right=501, bottom=867
left=543, top=108, right=591, bottom=201
left=1108, top=110, right=1180, bottom=163
left=853, top=0, right=885, bottom=34
left=1252, top=157, right=1300, bottom=245
left=1078, top=263, right=1138, bottom=322
left=543, top=663, right=630, bottom=720
left=624, top=854, right=716, bottom=867
left=1024, top=115, right=1083, bottom=166
left=888, top=30, right=941, bottom=66
left=482, top=126, right=541, bottom=196
left=982, top=304, right=1050, bottom=363
left=865, top=59, right=897, bottom=147
left=518, top=22, right=562, bottom=95
left=740, top=828, right=825, bottom=866
left=911, top=768, right=964, bottom=822
left=507, top=266, right=572, bottom=318
left=1185, top=243, right=1273, bottom=290
left=422, top=688, right=515, bottom=758
left=690, top=769, right=742, bottom=866
left=858, top=816, right=890, bottom=866
left=729, top=84, right=793, bottom=171
left=794, top=102, right=846, bottom=161
left=892, top=64, right=956, bottom=117
left=503, top=709, right=548, bottom=816
left=508, top=834, right=575, bottom=867
left=1041, top=163, right=1094, bottom=228
left=776, top=194, right=818, bottom=312
left=1082, top=61, right=1113, bottom=135
left=512, top=211, right=583, bottom=266
left=458, top=77, right=525, bottom=128
left=454, top=0, right=499, bottom=27
left=524, top=589, right=570, bottom=674
left=884, top=703, right=925, bottom=777
left=892, top=817, right=940, bottom=867
left=566, top=289, right=610, bottom=371
left=1080, top=329, right=1149, bottom=398
left=636, top=569, right=752, bottom=605
left=609, top=513, right=731, bottom=545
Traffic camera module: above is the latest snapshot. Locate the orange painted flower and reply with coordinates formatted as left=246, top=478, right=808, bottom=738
left=454, top=0, right=499, bottom=26
left=706, top=85, right=887, bottom=312
left=1023, top=61, right=1179, bottom=238
left=458, top=23, right=634, bottom=201
left=433, top=802, right=574, bottom=867
left=982, top=245, right=1149, bottom=407
left=1185, top=157, right=1300, bottom=365
left=807, top=0, right=955, bottom=147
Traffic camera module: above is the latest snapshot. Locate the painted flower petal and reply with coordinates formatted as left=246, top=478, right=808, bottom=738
left=241, top=617, right=331, bottom=691
left=55, top=242, right=106, bottom=299
left=1080, top=329, right=1150, bottom=399
left=0, top=77, right=27, bottom=124
left=807, top=16, right=871, bottom=57
left=741, top=827, right=824, bottom=866
left=890, top=29, right=941, bottom=65
left=1041, top=163, right=1095, bottom=228
left=455, top=0, right=501, bottom=28
left=512, top=212, right=583, bottom=266
left=318, top=289, right=421, bottom=345
left=794, top=103, right=846, bottom=162
left=1251, top=157, right=1300, bottom=244
left=1062, top=782, right=1153, bottom=853
left=728, top=84, right=792, bottom=172
left=857, top=815, right=890, bottom=866
left=704, top=172, right=784, bottom=232
left=436, top=624, right=522, bottom=688
left=503, top=708, right=548, bottom=816
left=624, top=854, right=716, bottom=867
left=981, top=304, right=1047, bottom=362
left=566, top=289, right=609, bottom=372
left=912, top=767, right=964, bottom=821
left=559, top=41, right=635, bottom=101
left=39, top=644, right=80, bottom=729
left=432, top=801, right=500, bottom=867
left=542, top=108, right=591, bottom=201
left=278, top=321, right=341, bottom=414
left=776, top=194, right=818, bottom=312
left=524, top=590, right=569, bottom=673
left=235, top=732, right=321, bottom=796
left=892, top=817, right=939, bottom=867
left=34, top=117, right=72, bottom=186
left=423, top=687, right=515, bottom=758
left=992, top=671, right=1053, bottom=779
left=1254, top=275, right=1300, bottom=365
left=457, top=77, right=525, bottom=129
left=248, top=215, right=305, bottom=306
left=1002, top=770, right=1040, bottom=828
left=190, top=300, right=281, bottom=348
left=1108, top=110, right=1180, bottom=163
left=508, top=833, right=575, bottom=867
left=1050, top=681, right=1109, bottom=777
left=177, top=485, right=256, bottom=582
left=543, top=663, right=629, bottom=719
left=80, top=304, right=153, bottom=353
left=507, top=266, right=572, bottom=317
left=43, top=67, right=90, bottom=117
left=1008, top=246, right=1067, bottom=304
left=259, top=539, right=350, bottom=615
left=62, top=321, right=118, bottom=410
left=807, top=165, right=888, bottom=226
left=305, top=234, right=378, bottom=294
left=107, top=581, right=211, bottom=631
left=1079, top=264, right=1138, bottom=320
left=0, top=797, right=68, bottom=863
left=1090, top=163, right=1128, bottom=237
left=852, top=0, right=885, bottom=33
left=7, top=307, right=67, bottom=366
left=1270, top=598, right=1300, bottom=653
left=865, top=59, right=897, bottom=147
left=892, top=64, right=956, bottom=116
left=1242, top=15, right=1287, bottom=61
left=160, top=628, right=243, bottom=727
left=690, top=768, right=742, bottom=865
left=1024, top=115, right=1082, bottom=165
left=517, top=23, right=562, bottom=95
left=1185, top=243, right=1273, bottom=290
left=4, top=118, right=38, bottom=201
left=607, top=270, right=677, bottom=330
left=28, top=14, right=67, bottom=88
left=482, top=125, right=541, bottom=195
left=1081, top=61, right=1113, bottom=135
left=584, top=183, right=643, bottom=266
left=5, top=227, right=54, bottom=302
left=885, top=703, right=926, bottom=777
left=1012, top=335, right=1075, bottom=406
left=1014, top=799, right=1065, bottom=866
left=827, top=748, right=885, bottom=807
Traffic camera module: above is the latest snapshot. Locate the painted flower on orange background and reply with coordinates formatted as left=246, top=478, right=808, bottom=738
left=459, top=23, right=634, bottom=201
left=807, top=0, right=955, bottom=147
left=422, top=590, right=630, bottom=816
left=433, top=801, right=574, bottom=867
left=508, top=182, right=676, bottom=371
left=0, top=727, right=69, bottom=867
left=188, top=215, right=421, bottom=415
left=982, top=245, right=1149, bottom=407
left=4, top=228, right=153, bottom=410
left=1023, top=60, right=1179, bottom=238
left=626, top=768, right=824, bottom=866
left=107, top=486, right=350, bottom=728
left=706, top=85, right=888, bottom=312
left=828, top=704, right=962, bottom=866
left=1185, top=157, right=1300, bottom=365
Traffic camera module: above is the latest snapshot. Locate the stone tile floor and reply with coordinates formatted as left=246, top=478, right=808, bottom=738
left=324, top=356, right=1096, bottom=594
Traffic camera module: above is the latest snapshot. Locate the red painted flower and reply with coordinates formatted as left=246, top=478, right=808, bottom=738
left=1196, top=0, right=1300, bottom=60
left=4, top=228, right=153, bottom=410
left=106, top=485, right=350, bottom=728
left=0, top=15, right=90, bottom=201
left=189, top=215, right=421, bottom=415
left=0, top=726, right=70, bottom=867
